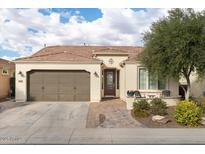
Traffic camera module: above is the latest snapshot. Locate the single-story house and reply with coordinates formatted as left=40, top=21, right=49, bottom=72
left=0, top=58, right=15, bottom=99
left=14, top=46, right=180, bottom=109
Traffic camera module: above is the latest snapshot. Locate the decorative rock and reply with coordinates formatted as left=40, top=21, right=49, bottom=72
left=158, top=118, right=172, bottom=124
left=152, top=115, right=165, bottom=122
left=201, top=117, right=205, bottom=125
left=202, top=117, right=205, bottom=121
left=201, top=121, right=205, bottom=125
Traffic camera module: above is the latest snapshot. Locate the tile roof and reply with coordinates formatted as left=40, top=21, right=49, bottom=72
left=15, top=45, right=143, bottom=63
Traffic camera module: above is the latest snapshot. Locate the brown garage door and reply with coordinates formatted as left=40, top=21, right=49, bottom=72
left=27, top=70, right=90, bottom=101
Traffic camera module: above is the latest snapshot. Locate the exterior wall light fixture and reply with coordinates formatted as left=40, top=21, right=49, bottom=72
left=94, top=71, right=99, bottom=77
left=18, top=71, right=24, bottom=77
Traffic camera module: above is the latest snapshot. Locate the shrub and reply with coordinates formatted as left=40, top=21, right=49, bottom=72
left=133, top=99, right=150, bottom=117
left=174, top=100, right=203, bottom=127
left=150, top=98, right=167, bottom=115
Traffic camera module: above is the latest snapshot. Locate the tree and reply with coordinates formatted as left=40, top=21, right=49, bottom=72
left=139, top=8, right=205, bottom=100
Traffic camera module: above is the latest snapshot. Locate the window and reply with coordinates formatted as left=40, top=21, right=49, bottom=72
left=2, top=67, right=9, bottom=75
left=139, top=68, right=147, bottom=89
left=117, top=70, right=120, bottom=89
left=102, top=70, right=104, bottom=89
left=158, top=79, right=166, bottom=90
left=139, top=67, right=166, bottom=90
left=149, top=76, right=158, bottom=89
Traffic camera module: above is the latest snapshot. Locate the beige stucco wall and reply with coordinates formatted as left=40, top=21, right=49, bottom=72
left=167, top=78, right=179, bottom=97
left=15, top=62, right=102, bottom=102
left=96, top=55, right=128, bottom=98
left=183, top=72, right=205, bottom=97
left=179, top=71, right=205, bottom=97
left=191, top=80, right=205, bottom=97
left=0, top=72, right=10, bottom=99
left=125, top=63, right=138, bottom=92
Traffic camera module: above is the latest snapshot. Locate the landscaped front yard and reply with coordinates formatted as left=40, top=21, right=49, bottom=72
left=132, top=106, right=182, bottom=128
left=131, top=98, right=205, bottom=128
left=132, top=106, right=205, bottom=128
left=86, top=98, right=205, bottom=128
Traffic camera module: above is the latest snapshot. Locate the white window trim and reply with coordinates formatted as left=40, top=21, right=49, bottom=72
left=138, top=67, right=148, bottom=90
left=137, top=66, right=167, bottom=90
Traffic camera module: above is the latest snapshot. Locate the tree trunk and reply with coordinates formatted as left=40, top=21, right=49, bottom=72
left=185, top=78, right=191, bottom=100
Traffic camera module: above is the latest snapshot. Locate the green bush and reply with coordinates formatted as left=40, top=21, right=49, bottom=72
left=150, top=98, right=167, bottom=115
left=133, top=99, right=150, bottom=117
left=174, top=100, right=203, bottom=127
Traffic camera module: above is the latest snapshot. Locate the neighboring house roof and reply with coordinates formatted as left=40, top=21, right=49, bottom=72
left=15, top=45, right=143, bottom=63
left=0, top=58, right=15, bottom=70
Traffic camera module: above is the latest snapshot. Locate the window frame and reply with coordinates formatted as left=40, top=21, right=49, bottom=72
left=138, top=67, right=148, bottom=90
left=102, top=70, right=104, bottom=89
left=138, top=66, right=166, bottom=90
left=117, top=70, right=120, bottom=89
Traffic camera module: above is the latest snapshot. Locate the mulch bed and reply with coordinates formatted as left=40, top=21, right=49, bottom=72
left=132, top=106, right=205, bottom=128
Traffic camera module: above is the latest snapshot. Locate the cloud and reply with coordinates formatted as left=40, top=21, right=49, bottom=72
left=0, top=8, right=171, bottom=58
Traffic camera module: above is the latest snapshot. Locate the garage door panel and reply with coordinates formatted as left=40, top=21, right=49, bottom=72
left=76, top=89, right=90, bottom=94
left=59, top=79, right=74, bottom=84
left=43, top=94, right=58, bottom=101
left=59, top=87, right=74, bottom=92
left=30, top=84, right=42, bottom=90
left=44, top=84, right=58, bottom=91
left=77, top=81, right=89, bottom=85
left=75, top=94, right=90, bottom=101
left=59, top=94, right=74, bottom=101
left=44, top=79, right=58, bottom=84
left=30, top=79, right=42, bottom=84
left=76, top=88, right=90, bottom=93
left=29, top=93, right=43, bottom=101
left=28, top=70, right=90, bottom=101
left=58, top=81, right=74, bottom=86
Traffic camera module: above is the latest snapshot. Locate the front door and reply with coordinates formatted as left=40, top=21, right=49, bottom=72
left=104, top=69, right=116, bottom=96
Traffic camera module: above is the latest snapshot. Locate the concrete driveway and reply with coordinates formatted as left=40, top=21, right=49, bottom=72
left=0, top=101, right=90, bottom=144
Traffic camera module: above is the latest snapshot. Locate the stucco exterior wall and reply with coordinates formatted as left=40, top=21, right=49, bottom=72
left=167, top=78, right=179, bottom=97
left=0, top=67, right=15, bottom=99
left=0, top=73, right=10, bottom=99
left=191, top=80, right=205, bottom=97
left=120, top=66, right=126, bottom=101
left=189, top=72, right=205, bottom=97
left=179, top=71, right=205, bottom=98
left=15, top=62, right=101, bottom=102
left=125, top=63, right=138, bottom=93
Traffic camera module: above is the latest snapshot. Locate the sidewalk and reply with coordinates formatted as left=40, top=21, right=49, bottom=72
left=1, top=128, right=205, bottom=144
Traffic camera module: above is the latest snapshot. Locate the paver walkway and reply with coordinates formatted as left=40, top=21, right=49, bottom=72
left=86, top=99, right=143, bottom=128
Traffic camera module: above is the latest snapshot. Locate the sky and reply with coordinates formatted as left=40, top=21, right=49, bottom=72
left=0, top=8, right=171, bottom=60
